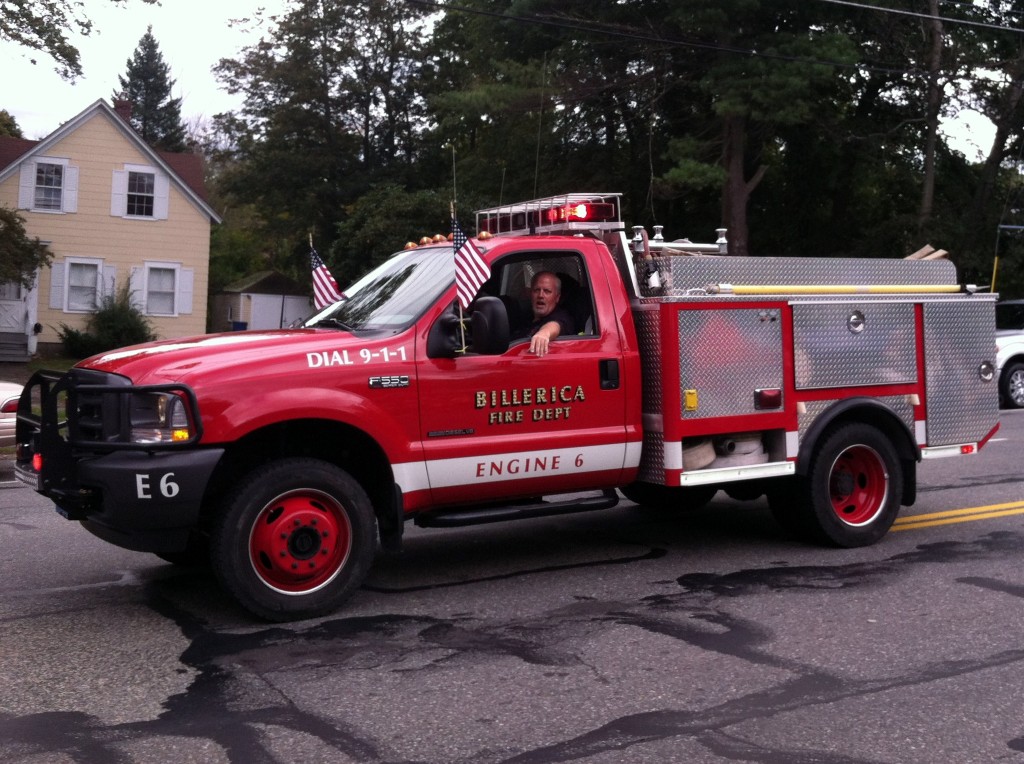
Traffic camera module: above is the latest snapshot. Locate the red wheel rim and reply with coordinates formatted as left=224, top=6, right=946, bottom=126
left=828, top=445, right=889, bottom=526
left=248, top=489, right=353, bottom=594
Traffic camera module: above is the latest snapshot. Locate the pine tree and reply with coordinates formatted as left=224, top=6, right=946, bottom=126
left=115, top=26, right=187, bottom=151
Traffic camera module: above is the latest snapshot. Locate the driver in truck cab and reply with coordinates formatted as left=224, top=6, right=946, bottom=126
left=514, top=271, right=575, bottom=356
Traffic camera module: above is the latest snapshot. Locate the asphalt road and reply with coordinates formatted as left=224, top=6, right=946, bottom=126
left=2, top=413, right=1024, bottom=763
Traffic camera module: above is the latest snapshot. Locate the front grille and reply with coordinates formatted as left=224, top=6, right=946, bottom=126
left=19, top=367, right=202, bottom=453
left=74, top=387, right=108, bottom=442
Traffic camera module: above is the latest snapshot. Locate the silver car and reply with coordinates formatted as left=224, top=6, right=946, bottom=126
left=0, top=381, right=22, bottom=448
left=997, top=300, right=1024, bottom=408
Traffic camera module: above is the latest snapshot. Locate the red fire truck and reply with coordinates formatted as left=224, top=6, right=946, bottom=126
left=15, top=193, right=1000, bottom=620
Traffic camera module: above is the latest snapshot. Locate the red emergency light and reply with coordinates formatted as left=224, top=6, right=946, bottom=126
left=477, top=194, right=622, bottom=236
left=544, top=202, right=616, bottom=224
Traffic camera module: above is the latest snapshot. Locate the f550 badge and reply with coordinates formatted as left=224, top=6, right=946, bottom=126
left=369, top=375, right=410, bottom=389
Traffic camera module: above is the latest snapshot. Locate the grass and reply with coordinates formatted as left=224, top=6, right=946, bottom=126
left=29, top=356, right=79, bottom=374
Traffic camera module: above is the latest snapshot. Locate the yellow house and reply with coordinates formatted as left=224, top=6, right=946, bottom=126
left=0, top=98, right=221, bottom=360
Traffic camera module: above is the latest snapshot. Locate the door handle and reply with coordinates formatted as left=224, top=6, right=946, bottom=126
left=600, top=359, right=620, bottom=390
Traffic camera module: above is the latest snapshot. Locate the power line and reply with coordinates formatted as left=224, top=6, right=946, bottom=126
left=815, top=0, right=1024, bottom=34
left=406, top=0, right=918, bottom=76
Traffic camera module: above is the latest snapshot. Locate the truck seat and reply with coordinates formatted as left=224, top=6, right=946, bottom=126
left=556, top=272, right=594, bottom=335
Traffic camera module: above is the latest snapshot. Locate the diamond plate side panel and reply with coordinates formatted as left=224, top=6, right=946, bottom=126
left=637, top=430, right=665, bottom=483
left=923, top=301, right=999, bottom=445
left=798, top=397, right=915, bottom=439
left=634, top=305, right=662, bottom=416
left=661, top=256, right=956, bottom=295
left=792, top=303, right=917, bottom=389
left=679, top=308, right=784, bottom=419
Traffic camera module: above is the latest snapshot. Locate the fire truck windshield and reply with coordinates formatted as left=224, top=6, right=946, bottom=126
left=304, top=246, right=455, bottom=333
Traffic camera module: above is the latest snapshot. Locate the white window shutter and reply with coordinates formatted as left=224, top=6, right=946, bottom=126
left=101, top=265, right=116, bottom=301
left=111, top=170, right=127, bottom=217
left=178, top=268, right=194, bottom=314
left=154, top=174, right=170, bottom=220
left=128, top=267, right=144, bottom=311
left=49, top=260, right=66, bottom=310
left=18, top=162, right=35, bottom=209
left=63, top=166, right=79, bottom=213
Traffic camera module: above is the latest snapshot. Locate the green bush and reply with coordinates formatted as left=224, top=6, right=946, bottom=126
left=57, top=281, right=156, bottom=358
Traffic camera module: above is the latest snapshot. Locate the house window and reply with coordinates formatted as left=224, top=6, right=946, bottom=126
left=112, top=165, right=168, bottom=220
left=0, top=282, right=22, bottom=301
left=127, top=171, right=155, bottom=217
left=67, top=261, right=100, bottom=312
left=34, top=163, right=63, bottom=211
left=145, top=265, right=177, bottom=315
left=19, top=157, right=77, bottom=213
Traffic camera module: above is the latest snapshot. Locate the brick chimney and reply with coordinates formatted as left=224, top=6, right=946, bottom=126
left=112, top=98, right=133, bottom=123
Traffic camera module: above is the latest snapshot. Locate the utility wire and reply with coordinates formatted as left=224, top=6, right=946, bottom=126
left=814, top=0, right=1024, bottom=34
left=406, top=0, right=918, bottom=76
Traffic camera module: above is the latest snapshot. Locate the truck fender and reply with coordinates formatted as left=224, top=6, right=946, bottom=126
left=215, top=387, right=416, bottom=463
left=793, top=397, right=919, bottom=506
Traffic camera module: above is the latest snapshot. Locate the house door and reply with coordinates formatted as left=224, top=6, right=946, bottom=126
left=0, top=282, right=24, bottom=332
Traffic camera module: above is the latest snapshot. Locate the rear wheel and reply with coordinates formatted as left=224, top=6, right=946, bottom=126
left=211, top=458, right=376, bottom=621
left=620, top=481, right=717, bottom=512
left=803, top=423, right=902, bottom=547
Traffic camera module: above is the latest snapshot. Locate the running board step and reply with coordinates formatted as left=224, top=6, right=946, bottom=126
left=415, top=489, right=620, bottom=528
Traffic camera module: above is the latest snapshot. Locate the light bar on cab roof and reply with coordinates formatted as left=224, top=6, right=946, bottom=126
left=475, top=192, right=622, bottom=238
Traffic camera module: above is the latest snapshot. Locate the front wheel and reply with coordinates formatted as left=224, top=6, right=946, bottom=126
left=804, top=423, right=903, bottom=548
left=1001, top=362, right=1024, bottom=409
left=211, top=458, right=377, bottom=621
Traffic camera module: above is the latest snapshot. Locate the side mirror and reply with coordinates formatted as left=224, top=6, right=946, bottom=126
left=470, top=296, right=510, bottom=355
left=426, top=304, right=462, bottom=358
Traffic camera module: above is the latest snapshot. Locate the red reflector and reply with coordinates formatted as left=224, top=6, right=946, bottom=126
left=960, top=444, right=975, bottom=455
left=32, top=453, right=43, bottom=472
left=755, top=388, right=783, bottom=410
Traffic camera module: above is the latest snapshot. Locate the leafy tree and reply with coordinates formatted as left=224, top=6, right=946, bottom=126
left=0, top=206, right=53, bottom=288
left=2, top=0, right=155, bottom=80
left=212, top=0, right=432, bottom=270
left=0, top=110, right=23, bottom=137
left=331, top=184, right=450, bottom=281
left=116, top=25, right=187, bottom=151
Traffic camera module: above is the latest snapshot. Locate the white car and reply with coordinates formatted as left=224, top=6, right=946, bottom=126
left=996, top=300, right=1024, bottom=409
left=0, top=381, right=22, bottom=448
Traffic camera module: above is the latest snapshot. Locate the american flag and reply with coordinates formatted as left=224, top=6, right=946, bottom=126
left=310, top=247, right=343, bottom=310
left=452, top=216, right=489, bottom=309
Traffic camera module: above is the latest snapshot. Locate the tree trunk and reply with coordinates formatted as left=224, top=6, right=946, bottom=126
left=721, top=114, right=767, bottom=257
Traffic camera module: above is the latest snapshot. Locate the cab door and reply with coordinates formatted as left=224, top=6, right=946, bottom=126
left=416, top=246, right=633, bottom=506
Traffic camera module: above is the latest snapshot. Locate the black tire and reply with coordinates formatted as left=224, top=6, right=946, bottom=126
left=803, top=423, right=903, bottom=548
left=1001, top=361, right=1024, bottom=409
left=211, top=458, right=377, bottom=621
left=620, top=481, right=717, bottom=511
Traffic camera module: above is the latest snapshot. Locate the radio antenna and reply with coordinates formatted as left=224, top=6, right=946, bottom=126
left=533, top=51, right=547, bottom=198
left=450, top=144, right=458, bottom=214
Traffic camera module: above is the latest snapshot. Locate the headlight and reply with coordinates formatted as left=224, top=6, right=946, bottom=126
left=129, top=392, right=194, bottom=443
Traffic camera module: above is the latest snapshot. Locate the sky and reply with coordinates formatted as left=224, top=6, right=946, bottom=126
left=1, top=1, right=998, bottom=159
left=2, top=0, right=290, bottom=140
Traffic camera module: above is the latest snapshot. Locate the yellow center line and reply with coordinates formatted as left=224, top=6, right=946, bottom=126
left=892, top=500, right=1024, bottom=531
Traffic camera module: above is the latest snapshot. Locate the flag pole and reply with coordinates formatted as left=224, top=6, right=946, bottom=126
left=451, top=200, right=468, bottom=353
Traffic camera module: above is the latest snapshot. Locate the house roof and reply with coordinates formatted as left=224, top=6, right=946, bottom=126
left=0, top=137, right=37, bottom=171
left=0, top=99, right=221, bottom=223
left=222, top=270, right=310, bottom=296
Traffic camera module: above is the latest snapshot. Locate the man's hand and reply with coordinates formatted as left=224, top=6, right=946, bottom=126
left=529, top=321, right=560, bottom=356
